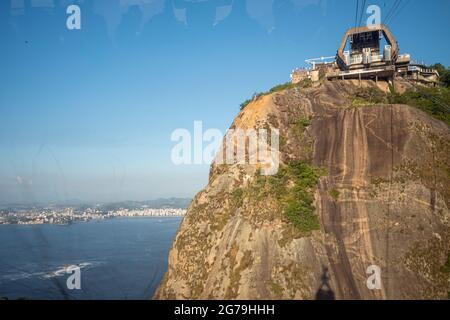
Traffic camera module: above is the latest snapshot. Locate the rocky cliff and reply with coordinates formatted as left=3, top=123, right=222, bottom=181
left=155, top=79, right=450, bottom=300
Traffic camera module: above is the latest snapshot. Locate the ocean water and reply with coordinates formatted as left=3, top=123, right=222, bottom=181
left=0, top=217, right=181, bottom=300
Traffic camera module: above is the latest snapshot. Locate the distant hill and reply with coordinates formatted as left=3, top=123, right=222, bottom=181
left=0, top=198, right=192, bottom=211
left=98, top=198, right=192, bottom=211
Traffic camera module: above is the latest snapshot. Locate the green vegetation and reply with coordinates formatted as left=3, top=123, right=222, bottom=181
left=269, top=281, right=284, bottom=298
left=231, top=188, right=244, bottom=207
left=388, top=86, right=450, bottom=126
left=225, top=246, right=253, bottom=299
left=281, top=163, right=324, bottom=233
left=431, top=63, right=450, bottom=87
left=349, top=85, right=450, bottom=126
left=294, top=117, right=311, bottom=134
left=240, top=80, right=311, bottom=110
left=279, top=135, right=287, bottom=148
left=240, top=93, right=262, bottom=110
left=441, top=253, right=450, bottom=274
left=329, top=189, right=340, bottom=200
left=352, top=64, right=450, bottom=124
left=268, top=82, right=300, bottom=93
left=352, top=87, right=387, bottom=105
left=253, top=161, right=325, bottom=234
left=239, top=99, right=252, bottom=110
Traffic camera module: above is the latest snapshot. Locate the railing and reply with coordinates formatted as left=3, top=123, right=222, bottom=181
left=349, top=54, right=384, bottom=65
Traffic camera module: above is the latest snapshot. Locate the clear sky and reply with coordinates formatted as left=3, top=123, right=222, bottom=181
left=0, top=0, right=449, bottom=204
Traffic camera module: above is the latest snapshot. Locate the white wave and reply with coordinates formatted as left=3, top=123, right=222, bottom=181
left=42, top=261, right=100, bottom=279
left=0, top=261, right=102, bottom=282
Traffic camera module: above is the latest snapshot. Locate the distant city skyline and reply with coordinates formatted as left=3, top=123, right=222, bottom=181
left=1, top=0, right=449, bottom=203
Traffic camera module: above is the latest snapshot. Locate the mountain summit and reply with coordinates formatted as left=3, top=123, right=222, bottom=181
left=155, top=79, right=450, bottom=300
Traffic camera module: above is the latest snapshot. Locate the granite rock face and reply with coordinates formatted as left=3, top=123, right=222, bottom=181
left=155, top=80, right=450, bottom=300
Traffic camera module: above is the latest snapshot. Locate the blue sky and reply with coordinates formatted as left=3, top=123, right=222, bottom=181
left=0, top=0, right=449, bottom=204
